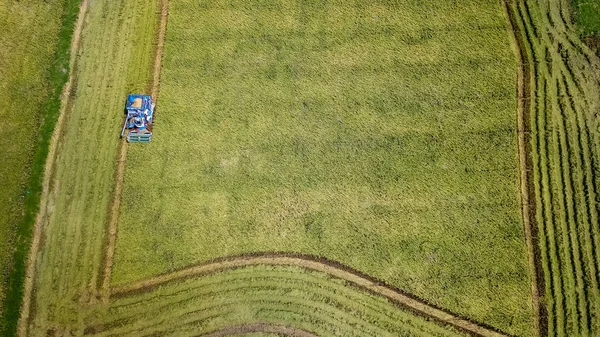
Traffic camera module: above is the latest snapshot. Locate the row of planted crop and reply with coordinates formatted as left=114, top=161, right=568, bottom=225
left=514, top=1, right=600, bottom=336
left=84, top=266, right=466, bottom=337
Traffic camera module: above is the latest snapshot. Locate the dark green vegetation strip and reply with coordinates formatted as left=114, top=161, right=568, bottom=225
left=21, top=0, right=159, bottom=334
left=0, top=0, right=82, bottom=335
left=511, top=0, right=600, bottom=336
left=570, top=0, right=600, bottom=55
left=570, top=0, right=600, bottom=36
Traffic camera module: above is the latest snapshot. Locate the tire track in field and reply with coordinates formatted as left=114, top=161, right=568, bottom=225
left=17, top=1, right=89, bottom=335
left=503, top=1, right=546, bottom=336
left=98, top=0, right=169, bottom=301
left=514, top=3, right=565, bottom=334
left=109, top=252, right=510, bottom=337
left=198, top=323, right=318, bottom=337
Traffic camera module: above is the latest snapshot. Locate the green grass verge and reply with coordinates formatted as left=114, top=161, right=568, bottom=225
left=571, top=0, right=600, bottom=55
left=0, top=0, right=64, bottom=311
left=0, top=0, right=81, bottom=335
left=113, top=0, right=533, bottom=335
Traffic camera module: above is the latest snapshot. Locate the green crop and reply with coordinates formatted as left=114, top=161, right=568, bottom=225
left=114, top=0, right=533, bottom=335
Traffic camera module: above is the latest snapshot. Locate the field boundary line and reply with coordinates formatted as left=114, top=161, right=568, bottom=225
left=197, top=322, right=318, bottom=337
left=502, top=1, right=547, bottom=336
left=110, top=252, right=511, bottom=337
left=16, top=1, right=90, bottom=336
left=98, top=0, right=169, bottom=302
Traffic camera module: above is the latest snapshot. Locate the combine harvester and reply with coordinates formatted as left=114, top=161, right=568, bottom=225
left=121, top=94, right=155, bottom=142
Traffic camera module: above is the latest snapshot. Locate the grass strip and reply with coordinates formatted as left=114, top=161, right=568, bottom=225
left=0, top=0, right=82, bottom=335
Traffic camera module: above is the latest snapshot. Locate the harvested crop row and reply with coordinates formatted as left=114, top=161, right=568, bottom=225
left=107, top=253, right=509, bottom=337
left=196, top=323, right=317, bottom=337
left=85, top=265, right=469, bottom=337
left=114, top=0, right=534, bottom=334
left=510, top=0, right=600, bottom=335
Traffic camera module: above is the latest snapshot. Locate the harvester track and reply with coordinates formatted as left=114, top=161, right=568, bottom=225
left=502, top=1, right=546, bottom=335
left=99, top=0, right=169, bottom=301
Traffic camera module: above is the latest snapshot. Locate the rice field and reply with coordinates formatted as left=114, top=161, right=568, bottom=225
left=13, top=0, right=600, bottom=336
left=0, top=0, right=78, bottom=330
left=113, top=0, right=533, bottom=335
left=16, top=1, right=486, bottom=336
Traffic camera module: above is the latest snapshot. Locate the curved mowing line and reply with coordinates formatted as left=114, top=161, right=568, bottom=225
left=95, top=269, right=470, bottom=337
left=109, top=252, right=510, bottom=337
left=196, top=323, right=318, bottom=337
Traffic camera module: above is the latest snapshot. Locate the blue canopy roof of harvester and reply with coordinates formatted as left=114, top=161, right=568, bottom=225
left=126, top=94, right=153, bottom=112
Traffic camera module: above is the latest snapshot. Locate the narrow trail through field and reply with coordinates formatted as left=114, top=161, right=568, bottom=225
left=198, top=323, right=318, bottom=337
left=16, top=1, right=90, bottom=335
left=99, top=0, right=169, bottom=302
left=502, top=1, right=546, bottom=336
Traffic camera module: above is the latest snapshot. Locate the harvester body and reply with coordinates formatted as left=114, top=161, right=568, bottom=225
left=121, top=94, right=154, bottom=142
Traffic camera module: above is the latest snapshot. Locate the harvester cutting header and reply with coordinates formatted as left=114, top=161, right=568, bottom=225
left=121, top=94, right=155, bottom=142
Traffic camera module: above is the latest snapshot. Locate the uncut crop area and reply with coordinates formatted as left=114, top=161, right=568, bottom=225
left=116, top=0, right=532, bottom=335
left=16, top=0, right=600, bottom=337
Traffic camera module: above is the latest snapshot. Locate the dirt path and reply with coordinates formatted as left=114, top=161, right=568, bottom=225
left=198, top=323, right=318, bottom=337
left=99, top=0, right=169, bottom=302
left=110, top=252, right=509, bottom=337
left=502, top=1, right=547, bottom=336
left=16, top=1, right=90, bottom=336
